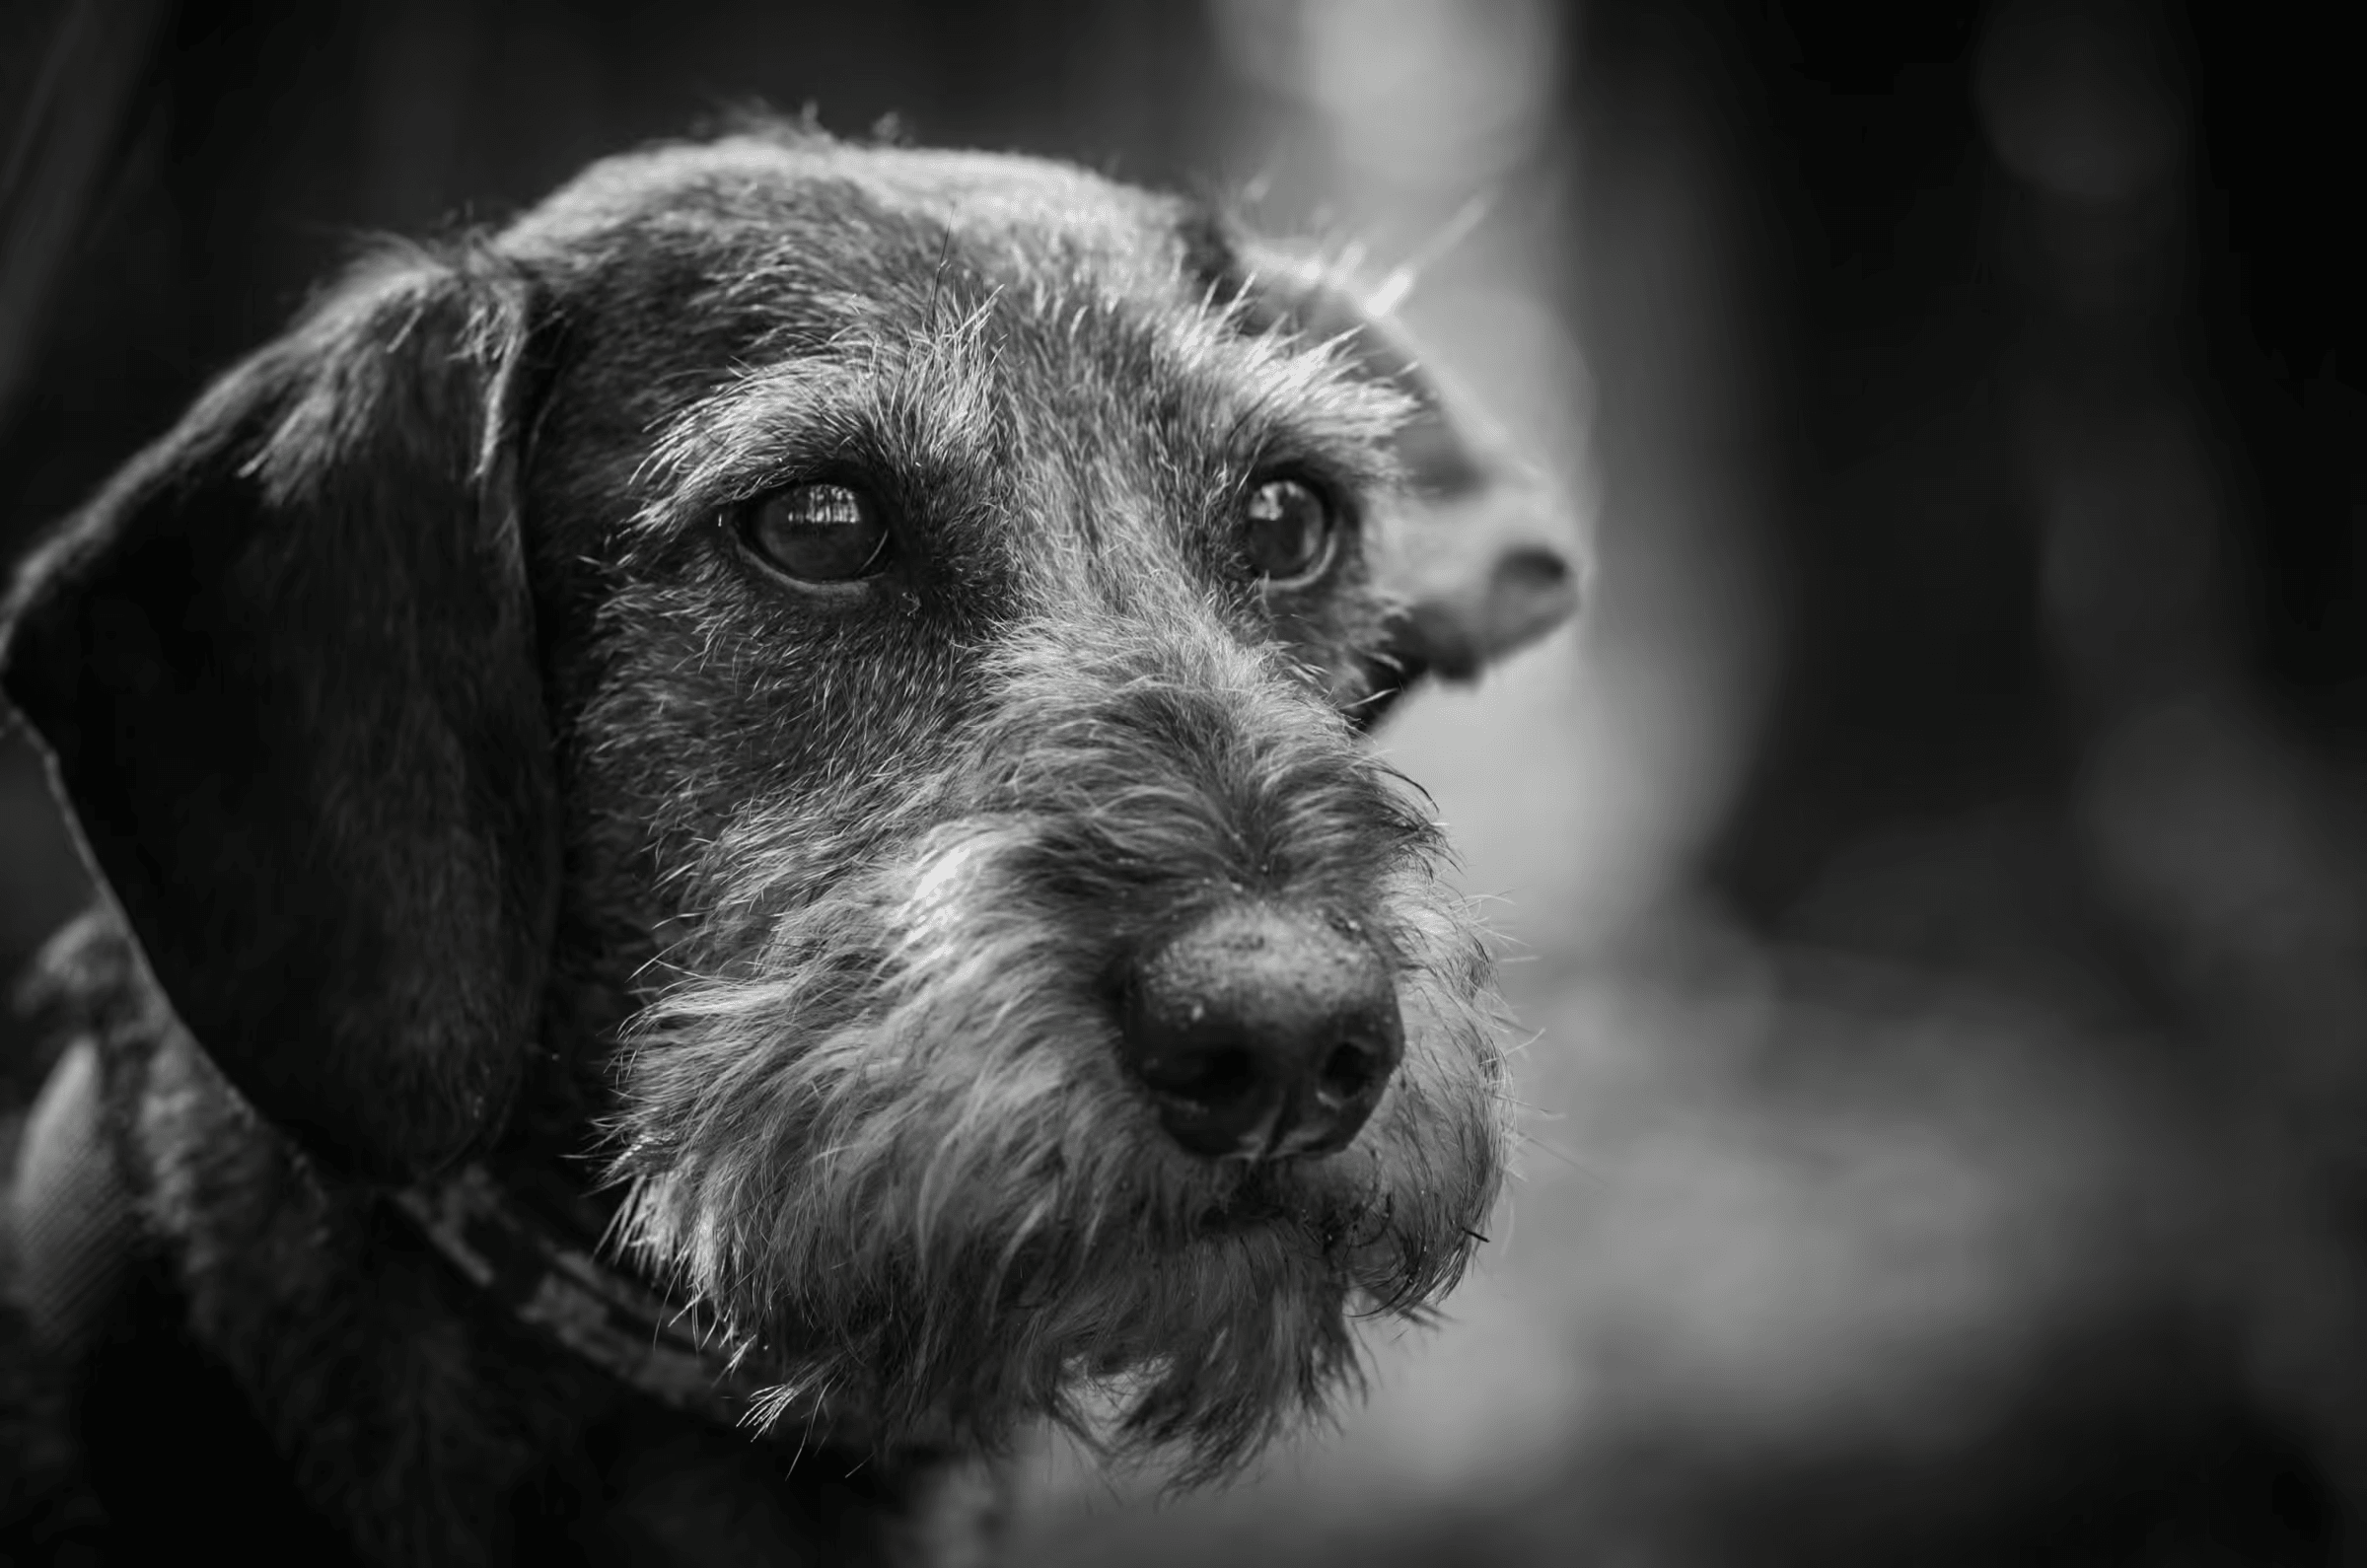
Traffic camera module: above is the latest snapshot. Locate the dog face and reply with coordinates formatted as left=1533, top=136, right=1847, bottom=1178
left=1, top=131, right=1576, bottom=1475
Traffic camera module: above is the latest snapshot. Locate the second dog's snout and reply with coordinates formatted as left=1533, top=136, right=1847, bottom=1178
left=1120, top=904, right=1403, bottom=1161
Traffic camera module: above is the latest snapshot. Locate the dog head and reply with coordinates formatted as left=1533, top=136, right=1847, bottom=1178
left=1, top=129, right=1578, bottom=1473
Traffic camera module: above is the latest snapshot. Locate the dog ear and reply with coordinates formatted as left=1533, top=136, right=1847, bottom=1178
left=0, top=249, right=557, bottom=1183
left=1227, top=248, right=1583, bottom=707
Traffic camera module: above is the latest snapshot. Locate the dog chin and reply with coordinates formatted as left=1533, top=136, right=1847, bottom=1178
left=755, top=1200, right=1380, bottom=1480
left=621, top=1119, right=1470, bottom=1477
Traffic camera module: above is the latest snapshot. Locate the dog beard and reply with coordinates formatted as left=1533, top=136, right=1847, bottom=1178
left=606, top=625, right=1510, bottom=1479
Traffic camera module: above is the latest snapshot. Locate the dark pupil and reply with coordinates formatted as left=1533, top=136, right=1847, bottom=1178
left=749, top=484, right=889, bottom=581
left=1242, top=479, right=1329, bottom=580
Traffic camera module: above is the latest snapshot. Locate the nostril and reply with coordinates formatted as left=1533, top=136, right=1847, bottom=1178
left=1316, top=1038, right=1384, bottom=1106
left=1495, top=545, right=1570, bottom=591
left=1143, top=1044, right=1258, bottom=1109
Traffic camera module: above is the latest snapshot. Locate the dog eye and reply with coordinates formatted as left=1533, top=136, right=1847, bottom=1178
left=1239, top=477, right=1336, bottom=585
left=740, top=483, right=893, bottom=583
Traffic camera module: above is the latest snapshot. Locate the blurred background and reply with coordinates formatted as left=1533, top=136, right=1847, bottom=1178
left=4, top=1, right=2363, bottom=1562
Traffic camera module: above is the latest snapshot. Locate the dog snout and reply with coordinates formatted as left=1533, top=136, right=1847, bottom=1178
left=1119, top=903, right=1403, bottom=1161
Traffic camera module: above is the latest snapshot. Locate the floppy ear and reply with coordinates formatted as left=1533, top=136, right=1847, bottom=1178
left=1233, top=249, right=1583, bottom=710
left=0, top=249, right=557, bottom=1182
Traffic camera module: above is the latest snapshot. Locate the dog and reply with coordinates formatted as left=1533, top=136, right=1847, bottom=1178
left=0, top=125, right=1577, bottom=1565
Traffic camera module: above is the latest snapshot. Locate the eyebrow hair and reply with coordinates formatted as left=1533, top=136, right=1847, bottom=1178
left=618, top=244, right=1418, bottom=585
left=622, top=342, right=1005, bottom=555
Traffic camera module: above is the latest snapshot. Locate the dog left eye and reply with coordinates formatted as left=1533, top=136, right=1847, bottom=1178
left=1239, top=477, right=1336, bottom=585
left=739, top=483, right=893, bottom=583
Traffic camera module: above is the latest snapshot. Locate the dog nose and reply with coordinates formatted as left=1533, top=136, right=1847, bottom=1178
left=1120, top=904, right=1403, bottom=1161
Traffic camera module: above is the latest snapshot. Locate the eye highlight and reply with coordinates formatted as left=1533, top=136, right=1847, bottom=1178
left=1238, top=476, right=1338, bottom=586
left=738, top=482, right=893, bottom=584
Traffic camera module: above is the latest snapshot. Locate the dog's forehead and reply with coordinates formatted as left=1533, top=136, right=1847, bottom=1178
left=506, top=136, right=1200, bottom=320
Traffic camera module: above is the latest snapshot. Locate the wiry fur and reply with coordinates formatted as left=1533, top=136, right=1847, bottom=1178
left=2, top=124, right=1570, bottom=1564
left=613, top=613, right=1507, bottom=1477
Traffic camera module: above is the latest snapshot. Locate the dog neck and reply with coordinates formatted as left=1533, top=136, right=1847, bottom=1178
left=392, top=1161, right=842, bottom=1436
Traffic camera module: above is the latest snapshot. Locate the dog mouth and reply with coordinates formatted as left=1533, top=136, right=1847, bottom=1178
left=1193, top=1164, right=1295, bottom=1231
left=1184, top=1157, right=1384, bottom=1246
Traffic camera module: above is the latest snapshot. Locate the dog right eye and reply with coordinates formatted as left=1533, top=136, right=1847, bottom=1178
left=1239, top=476, right=1338, bottom=587
left=738, top=483, right=894, bottom=583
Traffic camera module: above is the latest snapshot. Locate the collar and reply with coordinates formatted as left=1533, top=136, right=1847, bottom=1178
left=391, top=1161, right=843, bottom=1437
